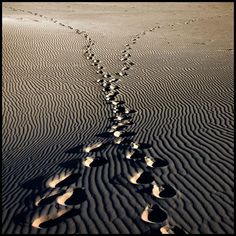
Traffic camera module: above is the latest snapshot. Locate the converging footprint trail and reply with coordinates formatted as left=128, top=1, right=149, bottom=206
left=5, top=4, right=230, bottom=234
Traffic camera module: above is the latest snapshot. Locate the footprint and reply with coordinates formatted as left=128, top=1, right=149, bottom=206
left=126, top=150, right=136, bottom=159
left=119, top=119, right=133, bottom=126
left=120, top=57, right=128, bottom=61
left=115, top=114, right=131, bottom=121
left=144, top=156, right=168, bottom=168
left=35, top=189, right=65, bottom=207
left=113, top=130, right=124, bottom=138
left=47, top=172, right=80, bottom=188
left=130, top=142, right=140, bottom=149
left=91, top=62, right=98, bottom=66
left=109, top=123, right=127, bottom=132
left=151, top=182, right=176, bottom=199
left=105, top=91, right=119, bottom=101
left=160, top=225, right=187, bottom=234
left=103, top=72, right=111, bottom=78
left=97, top=65, right=103, bottom=70
left=126, top=149, right=145, bottom=160
left=129, top=170, right=154, bottom=185
left=32, top=208, right=80, bottom=229
left=114, top=137, right=125, bottom=144
left=97, top=78, right=104, bottom=83
left=113, top=105, right=126, bottom=114
left=83, top=141, right=105, bottom=153
left=121, top=65, right=130, bottom=71
left=118, top=71, right=127, bottom=76
left=82, top=156, right=108, bottom=168
left=141, top=204, right=167, bottom=224
left=57, top=187, right=86, bottom=206
left=111, top=100, right=125, bottom=106
left=124, top=61, right=135, bottom=66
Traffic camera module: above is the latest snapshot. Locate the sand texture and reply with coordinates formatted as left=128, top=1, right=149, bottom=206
left=2, top=2, right=234, bottom=234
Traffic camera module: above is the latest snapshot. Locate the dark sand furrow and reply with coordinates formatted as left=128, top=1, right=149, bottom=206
left=173, top=104, right=233, bottom=158
left=153, top=132, right=232, bottom=233
left=166, top=124, right=233, bottom=193
left=115, top=195, right=147, bottom=234
left=178, top=127, right=233, bottom=179
left=89, top=166, right=116, bottom=231
left=82, top=168, right=110, bottom=234
left=168, top=174, right=222, bottom=232
left=188, top=118, right=233, bottom=163
left=171, top=172, right=232, bottom=233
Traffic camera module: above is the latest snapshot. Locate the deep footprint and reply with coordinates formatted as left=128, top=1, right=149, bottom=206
left=141, top=204, right=167, bottom=224
left=47, top=172, right=80, bottom=188
left=57, top=187, right=86, bottom=206
left=129, top=170, right=154, bottom=185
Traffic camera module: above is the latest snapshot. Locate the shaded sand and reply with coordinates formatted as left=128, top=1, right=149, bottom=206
left=2, top=2, right=234, bottom=234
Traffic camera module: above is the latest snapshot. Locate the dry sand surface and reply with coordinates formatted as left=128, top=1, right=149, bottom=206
left=2, top=2, right=234, bottom=234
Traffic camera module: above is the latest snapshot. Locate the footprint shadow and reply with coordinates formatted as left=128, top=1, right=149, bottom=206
left=38, top=208, right=81, bottom=228
left=65, top=144, right=83, bottom=154
left=20, top=175, right=46, bottom=190
left=13, top=210, right=34, bottom=227
left=60, top=188, right=87, bottom=206
left=59, top=159, right=81, bottom=169
left=36, top=191, right=65, bottom=207
left=136, top=172, right=154, bottom=185
left=53, top=173, right=81, bottom=188
left=147, top=158, right=169, bottom=168
left=96, top=132, right=112, bottom=138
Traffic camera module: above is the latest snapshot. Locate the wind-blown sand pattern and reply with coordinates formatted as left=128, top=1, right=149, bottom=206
left=2, top=2, right=234, bottom=234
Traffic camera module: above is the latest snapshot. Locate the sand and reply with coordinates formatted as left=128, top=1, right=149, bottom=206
left=2, top=2, right=234, bottom=234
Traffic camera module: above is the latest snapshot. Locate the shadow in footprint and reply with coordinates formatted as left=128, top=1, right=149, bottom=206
left=83, top=157, right=108, bottom=168
left=39, top=208, right=81, bottom=228
left=13, top=210, right=31, bottom=226
left=20, top=176, right=46, bottom=190
left=125, top=149, right=145, bottom=161
left=148, top=205, right=167, bottom=223
left=55, top=173, right=81, bottom=188
left=64, top=188, right=86, bottom=206
left=65, top=144, right=83, bottom=154
left=158, top=184, right=176, bottom=198
left=36, top=191, right=65, bottom=207
left=149, top=159, right=168, bottom=168
left=137, top=172, right=154, bottom=185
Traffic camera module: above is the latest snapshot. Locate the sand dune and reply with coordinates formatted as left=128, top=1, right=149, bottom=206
left=2, top=2, right=234, bottom=234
